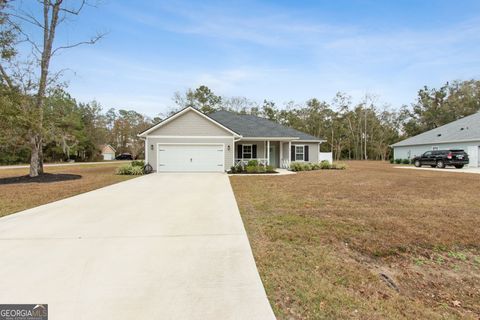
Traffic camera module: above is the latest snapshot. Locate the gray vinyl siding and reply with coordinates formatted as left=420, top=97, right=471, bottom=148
left=146, top=137, right=234, bottom=172
left=148, top=110, right=233, bottom=136
left=393, top=141, right=480, bottom=160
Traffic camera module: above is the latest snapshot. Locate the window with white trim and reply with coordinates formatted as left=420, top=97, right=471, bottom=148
left=242, top=144, right=252, bottom=159
left=295, top=145, right=305, bottom=161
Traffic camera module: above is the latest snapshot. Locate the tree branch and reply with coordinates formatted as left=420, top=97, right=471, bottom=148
left=0, top=64, right=14, bottom=89
left=58, top=0, right=85, bottom=15
left=5, top=12, right=45, bottom=29
left=51, top=32, right=105, bottom=55
left=7, top=21, right=43, bottom=54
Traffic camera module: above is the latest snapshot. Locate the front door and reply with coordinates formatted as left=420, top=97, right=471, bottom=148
left=269, top=144, right=278, bottom=168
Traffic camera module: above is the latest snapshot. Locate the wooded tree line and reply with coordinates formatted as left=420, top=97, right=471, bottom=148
left=2, top=79, right=480, bottom=164
left=0, top=87, right=154, bottom=164
left=171, top=81, right=480, bottom=161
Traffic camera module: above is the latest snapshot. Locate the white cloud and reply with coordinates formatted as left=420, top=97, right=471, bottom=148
left=56, top=2, right=480, bottom=116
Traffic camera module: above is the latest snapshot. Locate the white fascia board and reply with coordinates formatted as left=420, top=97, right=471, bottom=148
left=391, top=139, right=480, bottom=148
left=296, top=139, right=325, bottom=143
left=237, top=137, right=300, bottom=141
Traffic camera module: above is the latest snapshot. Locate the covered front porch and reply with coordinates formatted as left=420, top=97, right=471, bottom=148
left=234, top=139, right=307, bottom=168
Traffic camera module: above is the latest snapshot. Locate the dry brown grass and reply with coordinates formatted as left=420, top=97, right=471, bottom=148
left=230, top=161, right=480, bottom=319
left=0, top=163, right=135, bottom=217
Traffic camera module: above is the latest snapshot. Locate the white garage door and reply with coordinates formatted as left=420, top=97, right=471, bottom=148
left=158, top=144, right=224, bottom=172
left=467, top=146, right=479, bottom=168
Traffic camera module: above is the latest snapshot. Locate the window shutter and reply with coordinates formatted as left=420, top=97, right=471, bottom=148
left=252, top=145, right=257, bottom=158
left=291, top=146, right=295, bottom=161
left=304, top=146, right=309, bottom=161
left=237, top=144, right=242, bottom=159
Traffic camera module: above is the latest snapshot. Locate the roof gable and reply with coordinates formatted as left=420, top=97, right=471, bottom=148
left=101, top=144, right=116, bottom=153
left=392, top=112, right=480, bottom=147
left=139, top=107, right=240, bottom=137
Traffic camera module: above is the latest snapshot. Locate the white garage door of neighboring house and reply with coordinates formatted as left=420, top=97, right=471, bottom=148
left=103, top=153, right=114, bottom=161
left=467, top=145, right=480, bottom=168
left=157, top=144, right=224, bottom=172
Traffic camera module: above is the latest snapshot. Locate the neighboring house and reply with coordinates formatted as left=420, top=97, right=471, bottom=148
left=138, top=107, right=325, bottom=172
left=391, top=112, right=480, bottom=167
left=101, top=144, right=116, bottom=161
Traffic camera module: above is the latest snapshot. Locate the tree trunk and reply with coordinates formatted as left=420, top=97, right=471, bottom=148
left=29, top=134, right=44, bottom=176
left=28, top=0, right=61, bottom=177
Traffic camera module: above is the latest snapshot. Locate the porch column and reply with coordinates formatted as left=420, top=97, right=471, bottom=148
left=266, top=140, right=270, bottom=165
left=279, top=141, right=283, bottom=168
left=288, top=141, right=292, bottom=166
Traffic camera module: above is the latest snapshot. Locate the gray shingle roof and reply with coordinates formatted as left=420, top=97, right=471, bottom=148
left=391, top=112, right=480, bottom=147
left=209, top=110, right=323, bottom=141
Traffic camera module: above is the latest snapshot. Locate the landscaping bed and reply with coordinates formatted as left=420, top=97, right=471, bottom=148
left=229, top=160, right=277, bottom=174
left=290, top=160, right=346, bottom=171
left=0, top=173, right=81, bottom=185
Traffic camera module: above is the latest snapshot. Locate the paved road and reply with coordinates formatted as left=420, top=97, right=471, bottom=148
left=396, top=166, right=480, bottom=174
left=0, top=161, right=129, bottom=170
left=0, top=174, right=275, bottom=319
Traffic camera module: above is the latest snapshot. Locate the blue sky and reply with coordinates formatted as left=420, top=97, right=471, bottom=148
left=15, top=0, right=480, bottom=116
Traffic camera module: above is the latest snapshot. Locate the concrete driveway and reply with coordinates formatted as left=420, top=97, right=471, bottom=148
left=0, top=174, right=275, bottom=319
left=395, top=166, right=480, bottom=174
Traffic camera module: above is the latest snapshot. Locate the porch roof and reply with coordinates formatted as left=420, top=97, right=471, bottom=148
left=209, top=110, right=323, bottom=141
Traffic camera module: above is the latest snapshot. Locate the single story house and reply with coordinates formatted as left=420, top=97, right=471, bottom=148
left=101, top=144, right=116, bottom=161
left=391, top=112, right=480, bottom=167
left=138, top=107, right=325, bottom=172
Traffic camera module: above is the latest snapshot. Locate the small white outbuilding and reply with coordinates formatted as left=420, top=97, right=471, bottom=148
left=101, top=144, right=116, bottom=161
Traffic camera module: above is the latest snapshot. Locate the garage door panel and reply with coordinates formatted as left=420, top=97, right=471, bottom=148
left=158, top=144, right=224, bottom=172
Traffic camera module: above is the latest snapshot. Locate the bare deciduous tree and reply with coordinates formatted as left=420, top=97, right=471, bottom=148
left=1, top=0, right=104, bottom=176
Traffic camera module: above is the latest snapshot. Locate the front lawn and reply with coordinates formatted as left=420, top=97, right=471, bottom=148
left=0, top=163, right=136, bottom=217
left=230, top=161, right=480, bottom=319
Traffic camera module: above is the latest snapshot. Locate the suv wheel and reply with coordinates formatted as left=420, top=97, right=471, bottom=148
left=414, top=160, right=421, bottom=167
left=454, top=165, right=464, bottom=169
left=436, top=160, right=445, bottom=169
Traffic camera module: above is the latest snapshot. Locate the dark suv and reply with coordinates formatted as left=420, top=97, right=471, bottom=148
left=413, top=149, right=469, bottom=169
left=115, top=153, right=134, bottom=160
